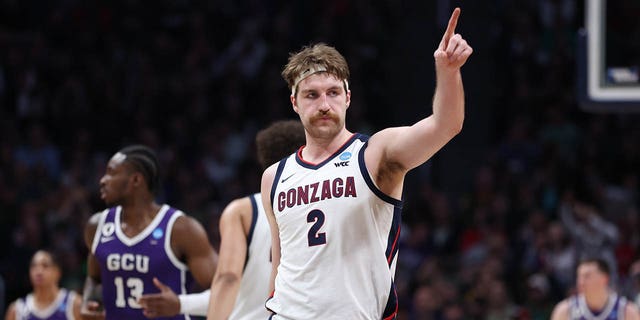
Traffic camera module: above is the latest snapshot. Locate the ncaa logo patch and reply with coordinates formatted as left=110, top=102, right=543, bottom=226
left=152, top=228, right=164, bottom=239
left=339, top=152, right=352, bottom=161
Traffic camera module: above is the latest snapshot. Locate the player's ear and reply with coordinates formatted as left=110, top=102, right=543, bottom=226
left=345, top=90, right=351, bottom=108
left=291, top=95, right=299, bottom=113
left=131, top=172, right=143, bottom=188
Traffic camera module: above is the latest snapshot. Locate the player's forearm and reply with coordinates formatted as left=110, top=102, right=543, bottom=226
left=207, top=274, right=241, bottom=320
left=81, top=276, right=101, bottom=305
left=432, top=70, right=465, bottom=136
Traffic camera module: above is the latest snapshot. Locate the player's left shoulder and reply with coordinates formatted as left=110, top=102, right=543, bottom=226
left=171, top=210, right=207, bottom=235
left=550, top=298, right=571, bottom=320
left=625, top=300, right=640, bottom=319
left=169, top=211, right=211, bottom=258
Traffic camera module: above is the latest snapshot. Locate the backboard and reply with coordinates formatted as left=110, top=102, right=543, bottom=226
left=579, top=0, right=640, bottom=112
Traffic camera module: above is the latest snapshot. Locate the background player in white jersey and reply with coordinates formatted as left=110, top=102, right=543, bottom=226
left=80, top=145, right=218, bottom=320
left=551, top=258, right=640, bottom=320
left=261, top=8, right=472, bottom=319
left=4, top=250, right=81, bottom=320
left=135, top=120, right=306, bottom=319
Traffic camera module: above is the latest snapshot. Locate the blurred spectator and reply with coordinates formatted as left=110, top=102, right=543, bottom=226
left=0, top=274, right=4, bottom=316
left=486, top=279, right=521, bottom=320
left=626, top=260, right=640, bottom=306
left=559, top=193, right=620, bottom=286
left=522, top=273, right=554, bottom=320
left=410, top=283, right=442, bottom=320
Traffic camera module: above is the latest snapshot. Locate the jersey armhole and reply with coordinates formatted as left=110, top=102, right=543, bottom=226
left=269, top=158, right=288, bottom=209
left=90, top=209, right=109, bottom=254
left=357, top=141, right=403, bottom=207
left=165, top=211, right=189, bottom=271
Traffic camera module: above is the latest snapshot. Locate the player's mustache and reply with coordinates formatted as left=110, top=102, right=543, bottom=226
left=311, top=111, right=338, bottom=122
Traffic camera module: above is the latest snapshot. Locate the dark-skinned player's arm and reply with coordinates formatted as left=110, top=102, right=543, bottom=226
left=80, top=213, right=106, bottom=320
left=139, top=214, right=218, bottom=318
left=172, top=214, right=218, bottom=287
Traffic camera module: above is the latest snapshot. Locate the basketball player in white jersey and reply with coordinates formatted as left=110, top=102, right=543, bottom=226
left=261, top=8, right=472, bottom=319
left=4, top=250, right=81, bottom=320
left=551, top=258, right=640, bottom=320
left=136, top=121, right=306, bottom=319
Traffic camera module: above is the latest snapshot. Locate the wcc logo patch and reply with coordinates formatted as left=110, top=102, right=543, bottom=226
left=335, top=152, right=352, bottom=167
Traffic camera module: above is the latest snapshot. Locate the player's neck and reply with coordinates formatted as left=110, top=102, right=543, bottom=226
left=120, top=200, right=161, bottom=225
left=302, top=130, right=353, bottom=163
left=584, top=289, right=611, bottom=311
left=32, top=285, right=59, bottom=307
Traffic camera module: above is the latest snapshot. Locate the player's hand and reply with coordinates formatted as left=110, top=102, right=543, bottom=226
left=434, top=8, right=473, bottom=71
left=80, top=300, right=105, bottom=320
left=138, top=277, right=181, bottom=318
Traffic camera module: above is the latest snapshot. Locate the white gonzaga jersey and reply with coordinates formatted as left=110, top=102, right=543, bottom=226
left=228, top=193, right=272, bottom=320
left=266, top=134, right=402, bottom=320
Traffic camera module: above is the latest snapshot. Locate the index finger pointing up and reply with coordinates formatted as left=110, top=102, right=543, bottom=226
left=441, top=7, right=461, bottom=49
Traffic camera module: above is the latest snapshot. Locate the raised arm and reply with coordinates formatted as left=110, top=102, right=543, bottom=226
left=260, top=164, right=281, bottom=296
left=80, top=213, right=106, bottom=320
left=206, top=197, right=253, bottom=320
left=366, top=8, right=472, bottom=196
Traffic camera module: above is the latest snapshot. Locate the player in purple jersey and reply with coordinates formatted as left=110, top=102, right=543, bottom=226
left=4, top=250, right=81, bottom=320
left=260, top=8, right=472, bottom=319
left=551, top=258, right=640, bottom=320
left=135, top=120, right=306, bottom=319
left=80, top=145, right=218, bottom=320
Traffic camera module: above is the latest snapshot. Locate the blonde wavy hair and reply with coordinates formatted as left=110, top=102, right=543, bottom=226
left=282, top=43, right=350, bottom=97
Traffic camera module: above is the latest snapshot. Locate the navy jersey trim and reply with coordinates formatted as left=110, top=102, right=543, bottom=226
left=266, top=291, right=276, bottom=317
left=382, top=282, right=398, bottom=320
left=247, top=194, right=258, bottom=245
left=385, top=207, right=402, bottom=266
left=244, top=194, right=259, bottom=271
left=294, top=133, right=359, bottom=169
left=357, top=140, right=403, bottom=207
left=270, top=158, right=288, bottom=208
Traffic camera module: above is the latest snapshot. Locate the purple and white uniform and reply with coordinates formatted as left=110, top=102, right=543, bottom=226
left=14, top=289, right=76, bottom=320
left=569, top=292, right=627, bottom=320
left=91, top=205, right=193, bottom=320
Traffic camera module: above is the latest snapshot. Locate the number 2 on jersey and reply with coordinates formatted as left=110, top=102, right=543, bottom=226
left=307, top=209, right=327, bottom=246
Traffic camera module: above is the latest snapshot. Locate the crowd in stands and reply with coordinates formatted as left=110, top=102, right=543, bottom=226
left=1, top=0, right=638, bottom=319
